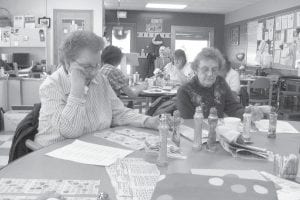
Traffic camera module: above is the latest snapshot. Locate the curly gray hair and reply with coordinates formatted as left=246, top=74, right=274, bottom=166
left=191, top=47, right=225, bottom=72
left=59, top=31, right=104, bottom=67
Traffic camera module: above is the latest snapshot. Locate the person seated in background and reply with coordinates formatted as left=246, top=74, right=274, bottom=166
left=100, top=45, right=148, bottom=98
left=154, top=46, right=171, bottom=70
left=35, top=31, right=158, bottom=147
left=176, top=47, right=269, bottom=119
left=219, top=57, right=240, bottom=98
left=164, top=49, right=194, bottom=85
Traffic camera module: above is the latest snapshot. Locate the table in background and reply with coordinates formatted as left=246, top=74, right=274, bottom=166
left=1, top=120, right=300, bottom=199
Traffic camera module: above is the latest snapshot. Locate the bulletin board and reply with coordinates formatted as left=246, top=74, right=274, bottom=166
left=246, top=8, right=300, bottom=69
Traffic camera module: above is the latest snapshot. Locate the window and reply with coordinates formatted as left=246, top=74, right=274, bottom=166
left=175, top=39, right=208, bottom=62
left=112, top=28, right=131, bottom=53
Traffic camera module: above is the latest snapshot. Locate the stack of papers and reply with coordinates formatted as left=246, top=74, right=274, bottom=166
left=47, top=140, right=133, bottom=166
left=260, top=171, right=300, bottom=200
left=106, top=158, right=160, bottom=200
left=255, top=120, right=299, bottom=134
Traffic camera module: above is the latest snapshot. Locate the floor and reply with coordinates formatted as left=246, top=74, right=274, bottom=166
left=0, top=131, right=13, bottom=169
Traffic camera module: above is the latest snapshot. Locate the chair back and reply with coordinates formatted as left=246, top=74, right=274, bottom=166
left=250, top=77, right=270, bottom=89
left=8, top=103, right=41, bottom=162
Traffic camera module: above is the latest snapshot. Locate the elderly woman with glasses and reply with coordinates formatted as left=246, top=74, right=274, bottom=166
left=35, top=31, right=158, bottom=147
left=177, top=47, right=270, bottom=119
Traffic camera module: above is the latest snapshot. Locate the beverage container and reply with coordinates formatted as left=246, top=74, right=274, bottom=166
left=193, top=106, right=203, bottom=151
left=242, top=106, right=252, bottom=143
left=157, top=114, right=168, bottom=167
left=268, top=107, right=277, bottom=138
left=133, top=72, right=139, bottom=85
left=172, top=110, right=181, bottom=147
left=0, top=67, right=5, bottom=77
left=207, top=107, right=218, bottom=152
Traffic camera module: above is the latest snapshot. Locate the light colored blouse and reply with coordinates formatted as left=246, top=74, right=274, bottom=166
left=164, top=62, right=194, bottom=85
left=225, top=68, right=241, bottom=94
left=35, top=67, right=149, bottom=147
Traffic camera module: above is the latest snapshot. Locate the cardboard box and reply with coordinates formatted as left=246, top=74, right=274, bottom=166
left=4, top=110, right=30, bottom=131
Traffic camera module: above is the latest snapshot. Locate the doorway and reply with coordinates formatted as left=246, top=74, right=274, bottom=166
left=171, top=26, right=214, bottom=62
left=53, top=9, right=93, bottom=65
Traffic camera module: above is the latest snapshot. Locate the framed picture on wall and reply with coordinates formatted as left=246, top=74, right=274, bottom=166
left=38, top=17, right=51, bottom=28
left=230, top=26, right=240, bottom=45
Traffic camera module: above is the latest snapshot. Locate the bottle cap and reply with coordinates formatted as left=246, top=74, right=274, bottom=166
left=195, top=106, right=202, bottom=112
left=209, top=107, right=217, bottom=116
left=173, top=110, right=180, bottom=118
left=244, top=106, right=252, bottom=113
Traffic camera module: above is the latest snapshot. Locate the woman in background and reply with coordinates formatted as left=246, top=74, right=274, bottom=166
left=164, top=49, right=194, bottom=85
left=219, top=57, right=240, bottom=97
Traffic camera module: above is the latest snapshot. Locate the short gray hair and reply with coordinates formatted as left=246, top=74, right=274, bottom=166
left=191, top=47, right=225, bottom=71
left=59, top=31, right=104, bottom=66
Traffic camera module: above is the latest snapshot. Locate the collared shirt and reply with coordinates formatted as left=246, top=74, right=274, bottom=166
left=225, top=68, right=241, bottom=94
left=99, top=63, right=128, bottom=96
left=164, top=62, right=194, bottom=85
left=35, top=66, right=149, bottom=147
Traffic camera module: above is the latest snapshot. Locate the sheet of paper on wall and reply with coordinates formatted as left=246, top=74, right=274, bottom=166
left=264, top=31, right=269, bottom=41
left=257, top=23, right=264, bottom=40
left=266, top=18, right=274, bottom=30
left=268, top=29, right=274, bottom=40
left=280, top=30, right=285, bottom=42
left=297, top=12, right=300, bottom=27
left=255, top=120, right=299, bottom=133
left=287, top=14, right=294, bottom=29
left=281, top=15, right=288, bottom=29
left=191, top=169, right=266, bottom=181
left=274, top=50, right=281, bottom=63
left=286, top=29, right=294, bottom=43
left=46, top=140, right=133, bottom=166
left=275, top=16, right=282, bottom=31
left=0, top=196, right=97, bottom=200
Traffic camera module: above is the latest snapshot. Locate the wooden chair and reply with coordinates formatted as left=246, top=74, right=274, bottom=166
left=277, top=76, right=300, bottom=120
left=249, top=77, right=272, bottom=105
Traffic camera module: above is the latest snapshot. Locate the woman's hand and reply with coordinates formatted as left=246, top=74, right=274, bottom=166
left=35, top=191, right=65, bottom=200
left=69, top=62, right=87, bottom=98
left=144, top=116, right=160, bottom=130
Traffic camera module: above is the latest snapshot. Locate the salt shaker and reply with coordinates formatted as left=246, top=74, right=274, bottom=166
left=242, top=106, right=252, bottom=143
left=268, top=107, right=277, bottom=138
left=207, top=107, right=218, bottom=152
left=193, top=106, right=203, bottom=151
left=157, top=114, right=168, bottom=167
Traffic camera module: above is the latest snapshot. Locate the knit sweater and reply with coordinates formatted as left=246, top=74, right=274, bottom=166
left=176, top=76, right=244, bottom=119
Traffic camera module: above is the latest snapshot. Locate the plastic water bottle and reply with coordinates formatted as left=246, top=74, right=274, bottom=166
left=133, top=72, right=139, bottom=85
left=157, top=114, right=168, bottom=167
left=193, top=106, right=203, bottom=151
left=172, top=110, right=181, bottom=147
left=207, top=107, right=218, bottom=152
left=242, top=106, right=252, bottom=143
left=268, top=107, right=277, bottom=138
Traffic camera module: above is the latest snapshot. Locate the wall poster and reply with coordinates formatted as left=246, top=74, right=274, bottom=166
left=146, top=18, right=163, bottom=33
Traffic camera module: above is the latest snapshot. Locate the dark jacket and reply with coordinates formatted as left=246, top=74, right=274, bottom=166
left=8, top=103, right=41, bottom=163
left=176, top=76, right=244, bottom=119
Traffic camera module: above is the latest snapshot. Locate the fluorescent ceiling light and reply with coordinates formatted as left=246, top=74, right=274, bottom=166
left=146, top=3, right=186, bottom=9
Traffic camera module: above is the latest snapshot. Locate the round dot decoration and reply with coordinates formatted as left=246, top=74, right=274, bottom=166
left=208, top=177, right=224, bottom=186
left=231, top=184, right=247, bottom=194
left=253, top=184, right=269, bottom=194
left=156, top=194, right=174, bottom=200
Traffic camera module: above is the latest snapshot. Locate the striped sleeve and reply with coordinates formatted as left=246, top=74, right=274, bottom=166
left=39, top=82, right=88, bottom=139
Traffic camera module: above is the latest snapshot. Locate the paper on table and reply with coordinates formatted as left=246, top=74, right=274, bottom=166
left=0, top=178, right=100, bottom=195
left=94, top=130, right=145, bottom=150
left=46, top=140, right=133, bottom=166
left=260, top=171, right=300, bottom=200
left=191, top=169, right=266, bottom=181
left=106, top=158, right=160, bottom=200
left=0, top=196, right=98, bottom=200
left=254, top=120, right=299, bottom=134
left=180, top=124, right=208, bottom=143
